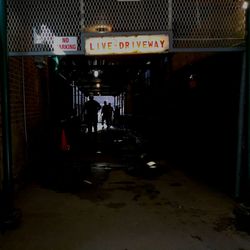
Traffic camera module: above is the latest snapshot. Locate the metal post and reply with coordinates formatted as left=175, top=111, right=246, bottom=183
left=168, top=0, right=172, bottom=32
left=77, top=87, right=80, bottom=116
left=0, top=0, right=21, bottom=229
left=72, top=81, right=76, bottom=111
left=0, top=0, right=13, bottom=198
left=246, top=2, right=250, bottom=196
left=235, top=52, right=246, bottom=198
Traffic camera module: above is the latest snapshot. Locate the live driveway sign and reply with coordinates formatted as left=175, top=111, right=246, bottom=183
left=84, top=33, right=170, bottom=55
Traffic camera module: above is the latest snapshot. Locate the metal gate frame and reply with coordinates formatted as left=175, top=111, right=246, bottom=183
left=1, top=0, right=250, bottom=200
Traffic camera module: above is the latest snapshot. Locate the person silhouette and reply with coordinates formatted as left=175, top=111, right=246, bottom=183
left=106, top=103, right=113, bottom=128
left=101, top=101, right=109, bottom=128
left=82, top=95, right=101, bottom=133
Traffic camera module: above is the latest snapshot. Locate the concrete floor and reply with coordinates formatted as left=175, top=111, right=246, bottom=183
left=1, top=128, right=250, bottom=250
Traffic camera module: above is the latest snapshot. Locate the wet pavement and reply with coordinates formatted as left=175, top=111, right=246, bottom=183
left=1, top=127, right=250, bottom=250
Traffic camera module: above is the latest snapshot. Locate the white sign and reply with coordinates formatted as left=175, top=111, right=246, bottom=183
left=53, top=37, right=78, bottom=52
left=85, top=34, right=169, bottom=55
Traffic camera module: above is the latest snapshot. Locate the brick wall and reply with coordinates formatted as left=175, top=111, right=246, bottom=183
left=0, top=56, right=49, bottom=190
left=9, top=57, right=26, bottom=183
left=171, top=52, right=214, bottom=72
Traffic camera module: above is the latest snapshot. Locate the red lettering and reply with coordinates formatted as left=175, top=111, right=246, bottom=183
left=90, top=42, right=94, bottom=50
left=59, top=44, right=76, bottom=50
left=148, top=41, right=153, bottom=48
left=62, top=37, right=69, bottom=43
left=160, top=40, right=165, bottom=48
left=102, top=42, right=106, bottom=49
left=125, top=42, right=129, bottom=48
left=119, top=42, right=124, bottom=49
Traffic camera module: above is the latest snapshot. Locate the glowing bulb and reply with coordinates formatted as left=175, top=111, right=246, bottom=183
left=242, top=1, right=248, bottom=9
left=93, top=70, right=99, bottom=78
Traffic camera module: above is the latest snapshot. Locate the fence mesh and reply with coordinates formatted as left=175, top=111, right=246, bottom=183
left=7, top=0, right=246, bottom=55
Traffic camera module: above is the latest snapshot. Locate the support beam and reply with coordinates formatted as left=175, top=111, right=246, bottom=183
left=0, top=0, right=13, bottom=197
left=0, top=0, right=21, bottom=230
left=246, top=2, right=250, bottom=198
left=235, top=52, right=246, bottom=198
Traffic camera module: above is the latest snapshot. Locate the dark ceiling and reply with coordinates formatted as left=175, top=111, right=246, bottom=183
left=57, top=54, right=168, bottom=96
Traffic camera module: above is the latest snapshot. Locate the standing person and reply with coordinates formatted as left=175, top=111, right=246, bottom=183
left=82, top=95, right=101, bottom=133
left=107, top=103, right=113, bottom=128
left=101, top=101, right=109, bottom=128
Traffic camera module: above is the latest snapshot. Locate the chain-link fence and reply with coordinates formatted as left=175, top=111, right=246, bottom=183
left=7, top=0, right=246, bottom=55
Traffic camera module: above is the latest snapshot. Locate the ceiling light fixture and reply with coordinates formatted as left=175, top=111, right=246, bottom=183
left=84, top=24, right=112, bottom=33
left=93, top=70, right=99, bottom=78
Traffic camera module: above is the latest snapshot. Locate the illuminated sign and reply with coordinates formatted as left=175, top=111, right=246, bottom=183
left=53, top=37, right=78, bottom=53
left=85, top=34, right=169, bottom=55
